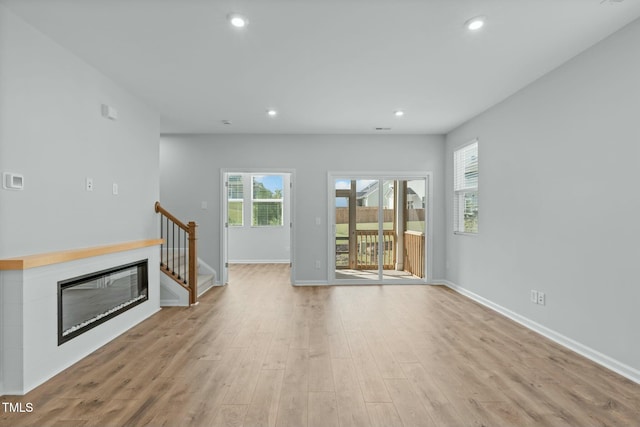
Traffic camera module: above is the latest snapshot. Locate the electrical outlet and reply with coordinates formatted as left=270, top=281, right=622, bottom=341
left=531, top=290, right=538, bottom=303
left=537, top=292, right=545, bottom=305
left=315, top=260, right=321, bottom=269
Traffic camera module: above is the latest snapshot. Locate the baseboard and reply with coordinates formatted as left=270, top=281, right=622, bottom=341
left=160, top=300, right=187, bottom=307
left=229, top=260, right=290, bottom=264
left=440, top=280, right=640, bottom=385
left=197, top=282, right=215, bottom=297
left=294, top=280, right=328, bottom=286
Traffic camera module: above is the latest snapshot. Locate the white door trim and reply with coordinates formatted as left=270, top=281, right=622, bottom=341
left=221, top=168, right=296, bottom=285
left=327, top=171, right=433, bottom=285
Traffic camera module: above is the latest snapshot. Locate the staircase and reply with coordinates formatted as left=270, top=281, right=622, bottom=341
left=155, top=201, right=216, bottom=306
left=159, top=251, right=216, bottom=306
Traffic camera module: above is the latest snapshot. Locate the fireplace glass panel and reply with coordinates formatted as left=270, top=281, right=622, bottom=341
left=58, top=260, right=148, bottom=344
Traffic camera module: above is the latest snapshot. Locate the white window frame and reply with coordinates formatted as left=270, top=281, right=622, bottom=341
left=453, top=140, right=478, bottom=235
left=251, top=175, right=284, bottom=227
left=227, top=174, right=244, bottom=227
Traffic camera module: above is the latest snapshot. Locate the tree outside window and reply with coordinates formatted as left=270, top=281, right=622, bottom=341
left=252, top=175, right=284, bottom=226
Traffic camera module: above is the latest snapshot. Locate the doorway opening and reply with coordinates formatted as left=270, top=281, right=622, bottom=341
left=221, top=170, right=295, bottom=285
left=329, top=173, right=430, bottom=284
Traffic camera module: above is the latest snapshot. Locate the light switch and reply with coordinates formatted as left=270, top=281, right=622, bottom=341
left=201, top=201, right=208, bottom=209
left=3, top=172, right=24, bottom=190
left=112, top=183, right=119, bottom=195
left=101, top=104, right=118, bottom=120
left=86, top=177, right=93, bottom=191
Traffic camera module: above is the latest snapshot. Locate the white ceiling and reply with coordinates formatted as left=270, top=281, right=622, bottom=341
left=2, top=0, right=640, bottom=134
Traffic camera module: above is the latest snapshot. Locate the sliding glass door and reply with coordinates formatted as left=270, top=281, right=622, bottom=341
left=330, top=174, right=429, bottom=284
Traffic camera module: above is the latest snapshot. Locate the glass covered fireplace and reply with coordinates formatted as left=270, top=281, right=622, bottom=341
left=58, top=259, right=148, bottom=345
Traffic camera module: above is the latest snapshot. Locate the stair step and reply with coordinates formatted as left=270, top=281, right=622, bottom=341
left=198, top=274, right=214, bottom=286
left=161, top=256, right=195, bottom=280
left=160, top=270, right=213, bottom=284
left=197, top=274, right=215, bottom=297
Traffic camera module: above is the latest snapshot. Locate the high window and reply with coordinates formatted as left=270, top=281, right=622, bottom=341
left=453, top=140, right=478, bottom=234
left=227, top=175, right=243, bottom=226
left=252, top=175, right=284, bottom=226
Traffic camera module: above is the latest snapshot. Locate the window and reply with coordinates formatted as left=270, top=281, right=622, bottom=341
left=228, top=175, right=243, bottom=226
left=252, top=175, right=284, bottom=226
left=453, top=140, right=478, bottom=233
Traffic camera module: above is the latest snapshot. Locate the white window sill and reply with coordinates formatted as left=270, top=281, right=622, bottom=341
left=454, top=231, right=479, bottom=236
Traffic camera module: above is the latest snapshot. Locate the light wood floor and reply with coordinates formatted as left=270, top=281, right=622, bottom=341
left=2, top=264, right=639, bottom=426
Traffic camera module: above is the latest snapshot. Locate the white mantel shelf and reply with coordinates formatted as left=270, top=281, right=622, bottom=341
left=0, top=239, right=162, bottom=396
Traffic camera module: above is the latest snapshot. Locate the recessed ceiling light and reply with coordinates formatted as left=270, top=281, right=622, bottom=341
left=394, top=110, right=405, bottom=117
left=465, top=16, right=486, bottom=31
left=228, top=13, right=248, bottom=28
left=267, top=109, right=278, bottom=117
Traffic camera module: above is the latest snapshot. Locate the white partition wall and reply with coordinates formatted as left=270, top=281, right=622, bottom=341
left=0, top=245, right=161, bottom=395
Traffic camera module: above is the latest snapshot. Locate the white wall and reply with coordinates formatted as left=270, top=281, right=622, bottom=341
left=0, top=4, right=160, bottom=259
left=228, top=173, right=291, bottom=263
left=0, top=5, right=160, bottom=393
left=160, top=134, right=445, bottom=283
left=445, top=18, right=640, bottom=379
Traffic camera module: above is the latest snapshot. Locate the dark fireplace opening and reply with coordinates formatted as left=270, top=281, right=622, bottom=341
left=58, top=259, right=148, bottom=345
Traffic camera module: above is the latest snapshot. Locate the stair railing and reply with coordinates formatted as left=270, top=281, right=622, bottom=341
left=154, top=201, right=198, bottom=305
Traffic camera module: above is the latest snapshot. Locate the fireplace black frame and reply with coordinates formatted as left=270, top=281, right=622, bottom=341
left=58, top=259, right=148, bottom=345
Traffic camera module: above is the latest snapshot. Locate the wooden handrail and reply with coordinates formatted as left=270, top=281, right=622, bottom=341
left=355, top=230, right=395, bottom=236
left=155, top=201, right=189, bottom=231
left=155, top=201, right=198, bottom=305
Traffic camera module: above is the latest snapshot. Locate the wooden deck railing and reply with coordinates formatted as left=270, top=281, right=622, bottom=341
left=336, top=230, right=424, bottom=277
left=355, top=230, right=396, bottom=270
left=155, top=201, right=198, bottom=305
left=403, top=231, right=425, bottom=278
